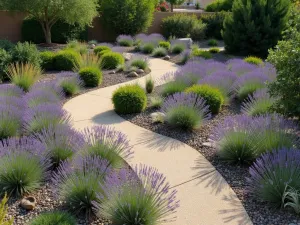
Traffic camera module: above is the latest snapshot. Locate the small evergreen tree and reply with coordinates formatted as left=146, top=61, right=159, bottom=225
left=222, top=0, right=291, bottom=57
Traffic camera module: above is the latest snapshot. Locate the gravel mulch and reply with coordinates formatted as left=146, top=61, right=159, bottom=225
left=120, top=91, right=300, bottom=225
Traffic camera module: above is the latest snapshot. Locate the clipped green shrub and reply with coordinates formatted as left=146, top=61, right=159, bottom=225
left=244, top=56, right=264, bottom=66
left=29, top=212, right=76, bottom=225
left=130, top=58, right=149, bottom=70
left=22, top=18, right=87, bottom=44
left=40, top=51, right=55, bottom=70
left=205, top=0, right=234, bottom=12
left=209, top=47, right=220, bottom=53
left=159, top=41, right=171, bottom=50
left=162, top=14, right=206, bottom=40
left=0, top=49, right=12, bottom=81
left=152, top=47, right=168, bottom=57
left=101, top=52, right=124, bottom=69
left=79, top=67, right=102, bottom=87
left=192, top=50, right=212, bottom=59
left=112, top=84, right=147, bottom=114
left=12, top=42, right=40, bottom=67
left=141, top=43, right=155, bottom=54
left=0, top=39, right=14, bottom=51
left=208, top=39, right=218, bottom=46
left=94, top=45, right=112, bottom=55
left=201, top=11, right=229, bottom=39
left=54, top=50, right=80, bottom=71
left=161, top=81, right=188, bottom=97
left=186, top=84, right=224, bottom=114
left=222, top=0, right=291, bottom=57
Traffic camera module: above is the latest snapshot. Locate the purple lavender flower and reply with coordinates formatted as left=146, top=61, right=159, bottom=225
left=247, top=148, right=300, bottom=208
left=24, top=88, right=62, bottom=108
left=227, top=59, right=258, bottom=76
left=0, top=95, right=25, bottom=109
left=94, top=164, right=179, bottom=224
left=161, top=92, right=211, bottom=129
left=179, top=49, right=192, bottom=65
left=23, top=103, right=71, bottom=134
left=0, top=84, right=24, bottom=97
left=116, top=35, right=134, bottom=46
left=205, top=61, right=227, bottom=75
left=56, top=72, right=83, bottom=97
left=82, top=126, right=133, bottom=168
left=31, top=80, right=64, bottom=98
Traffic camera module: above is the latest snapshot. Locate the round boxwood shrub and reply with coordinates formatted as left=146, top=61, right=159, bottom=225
left=54, top=50, right=80, bottom=71
left=112, top=84, right=147, bottom=114
left=98, top=49, right=112, bottom=57
left=79, top=67, right=102, bottom=87
left=94, top=46, right=111, bottom=55
left=29, top=212, right=76, bottom=225
left=159, top=41, right=171, bottom=50
left=192, top=50, right=212, bottom=59
left=186, top=84, right=224, bottom=114
left=101, top=52, right=124, bottom=69
left=40, top=51, right=56, bottom=70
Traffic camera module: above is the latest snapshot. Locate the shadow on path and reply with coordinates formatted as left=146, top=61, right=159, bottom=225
left=91, top=110, right=124, bottom=125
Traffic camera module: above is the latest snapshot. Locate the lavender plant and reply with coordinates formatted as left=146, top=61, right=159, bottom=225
left=117, top=35, right=134, bottom=47
left=227, top=59, right=258, bottom=76
left=81, top=126, right=133, bottom=168
left=24, top=88, right=62, bottom=108
left=52, top=156, right=111, bottom=215
left=161, top=93, right=211, bottom=130
left=0, top=84, right=24, bottom=97
left=247, top=148, right=300, bottom=208
left=94, top=165, right=179, bottom=225
left=24, top=103, right=71, bottom=135
left=0, top=137, right=50, bottom=196
left=0, top=105, right=23, bottom=140
left=152, top=47, right=168, bottom=57
left=241, top=89, right=276, bottom=116
left=57, top=72, right=83, bottom=97
left=31, top=80, right=63, bottom=98
left=179, top=49, right=192, bottom=65
left=160, top=81, right=189, bottom=97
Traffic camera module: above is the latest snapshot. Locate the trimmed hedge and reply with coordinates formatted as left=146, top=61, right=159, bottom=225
left=112, top=84, right=147, bottom=114
left=22, top=18, right=88, bottom=44
left=54, top=50, right=80, bottom=71
left=40, top=51, right=56, bottom=70
left=101, top=52, right=124, bottom=69
left=79, top=67, right=102, bottom=87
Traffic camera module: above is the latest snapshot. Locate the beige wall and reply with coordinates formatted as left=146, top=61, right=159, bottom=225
left=0, top=11, right=26, bottom=42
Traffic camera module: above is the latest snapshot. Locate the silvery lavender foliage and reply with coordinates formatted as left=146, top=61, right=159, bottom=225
left=38, top=124, right=85, bottom=167
left=179, top=49, right=192, bottom=65
left=161, top=92, right=211, bottom=129
left=241, top=89, right=276, bottom=116
left=31, top=80, right=63, bottom=98
left=23, top=103, right=71, bottom=135
left=116, top=35, right=134, bottom=46
left=227, top=59, right=258, bottom=76
left=82, top=126, right=133, bottom=168
left=0, top=84, right=24, bottom=97
left=52, top=155, right=111, bottom=215
left=205, top=61, right=227, bottom=75
left=0, top=95, right=25, bottom=109
left=94, top=165, right=179, bottom=225
left=0, top=136, right=51, bottom=196
left=247, top=148, right=300, bottom=208
left=24, top=88, right=62, bottom=108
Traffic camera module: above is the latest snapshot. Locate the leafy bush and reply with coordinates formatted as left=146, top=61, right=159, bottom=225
left=112, top=84, right=147, bottom=114
left=171, top=43, right=185, bottom=54
left=94, top=165, right=179, bottom=225
left=208, top=39, right=218, bottom=46
left=12, top=42, right=41, bottom=67
left=54, top=50, right=80, bottom=71
left=209, top=47, right=220, bottom=53
left=117, top=35, right=134, bottom=46
left=0, top=39, right=14, bottom=51
left=152, top=46, right=168, bottom=57
left=244, top=56, right=263, bottom=66
left=159, top=41, right=171, bottom=50
left=161, top=92, right=210, bottom=130
left=82, top=126, right=132, bottom=168
left=201, top=11, right=229, bottom=39
left=0, top=194, right=14, bottom=225
left=205, top=0, right=233, bottom=12
left=29, top=212, right=76, bottom=225
left=0, top=137, right=50, bottom=196
left=161, top=81, right=188, bottom=97
left=7, top=63, right=41, bottom=92
left=162, top=14, right=206, bottom=40
left=267, top=33, right=300, bottom=119
left=222, top=0, right=291, bottom=57
left=94, top=45, right=112, bottom=55
left=79, top=67, right=102, bottom=87
left=141, top=43, right=155, bottom=54
left=192, top=49, right=212, bottom=59
left=101, top=52, right=124, bottom=69
left=145, top=76, right=154, bottom=93
left=247, top=148, right=300, bottom=208
left=0, top=49, right=12, bottom=81
left=40, top=51, right=55, bottom=70
left=22, top=18, right=87, bottom=44
left=186, top=84, right=224, bottom=114
left=100, top=0, right=156, bottom=35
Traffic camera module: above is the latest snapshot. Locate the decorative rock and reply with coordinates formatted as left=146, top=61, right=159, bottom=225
left=90, top=44, right=96, bottom=49
left=176, top=38, right=193, bottom=49
left=20, top=196, right=36, bottom=210
left=127, top=71, right=139, bottom=78
left=163, top=55, right=171, bottom=60
left=136, top=69, right=144, bottom=74
left=150, top=112, right=165, bottom=123
left=202, top=142, right=214, bottom=148
left=109, top=70, right=116, bottom=74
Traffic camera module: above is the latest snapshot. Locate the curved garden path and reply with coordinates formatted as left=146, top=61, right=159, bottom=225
left=63, top=57, right=253, bottom=225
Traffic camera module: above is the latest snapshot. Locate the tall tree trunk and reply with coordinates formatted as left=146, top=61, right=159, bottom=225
left=40, top=21, right=52, bottom=44
left=171, top=4, right=174, bottom=12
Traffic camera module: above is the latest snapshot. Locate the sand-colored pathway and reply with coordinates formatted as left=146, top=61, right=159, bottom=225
left=64, top=57, right=253, bottom=225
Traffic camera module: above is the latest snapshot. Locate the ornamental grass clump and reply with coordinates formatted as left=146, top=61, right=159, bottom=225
left=81, top=126, right=133, bottom=168
left=117, top=35, right=134, bottom=47
left=74, top=53, right=101, bottom=71
left=112, top=84, right=147, bottom=114
left=0, top=194, right=13, bottom=225
left=209, top=47, right=220, bottom=53
left=141, top=43, right=155, bottom=54
left=24, top=103, right=71, bottom=135
left=161, top=93, right=211, bottom=130
left=152, top=46, right=168, bottom=57
left=7, top=63, right=41, bottom=92
left=208, top=39, right=218, bottom=46
left=52, top=156, right=111, bottom=216
left=0, top=105, right=23, bottom=140
left=247, top=148, right=300, bottom=208
left=145, top=76, right=154, bottom=93
left=38, top=125, right=84, bottom=168
left=94, top=165, right=179, bottom=225
left=241, top=89, right=276, bottom=116
left=150, top=96, right=163, bottom=108
left=29, top=212, right=76, bottom=225
left=244, top=56, right=264, bottom=66
left=160, top=81, right=188, bottom=97
left=129, top=57, right=149, bottom=70
left=171, top=43, right=185, bottom=54
left=57, top=72, right=83, bottom=96
left=186, top=84, right=224, bottom=114
left=0, top=137, right=51, bottom=197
